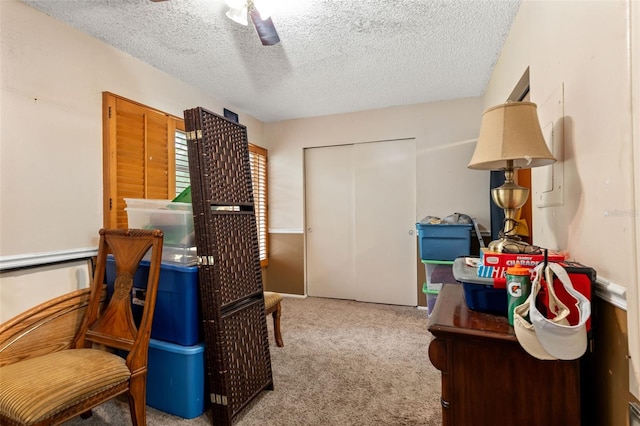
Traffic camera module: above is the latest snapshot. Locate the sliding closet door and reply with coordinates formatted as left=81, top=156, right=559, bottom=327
left=305, top=139, right=417, bottom=306
left=305, top=145, right=356, bottom=299
left=354, top=140, right=416, bottom=305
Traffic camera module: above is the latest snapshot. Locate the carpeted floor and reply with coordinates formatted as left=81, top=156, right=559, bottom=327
left=64, top=296, right=442, bottom=425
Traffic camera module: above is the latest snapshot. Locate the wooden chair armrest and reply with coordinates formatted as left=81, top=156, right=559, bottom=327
left=0, top=286, right=105, bottom=367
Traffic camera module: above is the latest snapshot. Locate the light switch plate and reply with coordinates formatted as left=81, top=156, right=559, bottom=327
left=533, top=84, right=564, bottom=207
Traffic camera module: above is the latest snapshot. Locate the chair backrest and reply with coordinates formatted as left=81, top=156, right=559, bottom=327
left=0, top=287, right=96, bottom=367
left=73, top=228, right=163, bottom=370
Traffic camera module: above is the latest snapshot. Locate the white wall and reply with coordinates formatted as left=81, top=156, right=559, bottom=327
left=1, top=0, right=265, bottom=258
left=632, top=0, right=640, bottom=402
left=0, top=0, right=264, bottom=320
left=0, top=260, right=91, bottom=321
left=485, top=0, right=639, bottom=399
left=264, top=98, right=488, bottom=232
left=0, top=0, right=486, bottom=322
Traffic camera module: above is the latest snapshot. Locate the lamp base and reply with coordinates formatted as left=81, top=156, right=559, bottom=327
left=488, top=237, right=532, bottom=254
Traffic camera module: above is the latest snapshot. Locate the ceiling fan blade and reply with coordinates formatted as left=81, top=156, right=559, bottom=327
left=249, top=8, right=280, bottom=46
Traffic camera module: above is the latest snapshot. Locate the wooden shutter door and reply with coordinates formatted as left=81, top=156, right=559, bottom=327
left=102, top=93, right=178, bottom=229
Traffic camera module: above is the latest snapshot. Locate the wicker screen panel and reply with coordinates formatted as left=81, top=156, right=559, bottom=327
left=203, top=299, right=273, bottom=424
left=205, top=211, right=263, bottom=307
left=187, top=107, right=254, bottom=206
left=221, top=299, right=273, bottom=417
left=184, top=106, right=273, bottom=426
left=183, top=108, right=210, bottom=245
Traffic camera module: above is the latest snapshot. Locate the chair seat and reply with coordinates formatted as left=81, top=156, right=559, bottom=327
left=0, top=348, right=130, bottom=425
left=263, top=291, right=284, bottom=347
left=263, top=291, right=283, bottom=310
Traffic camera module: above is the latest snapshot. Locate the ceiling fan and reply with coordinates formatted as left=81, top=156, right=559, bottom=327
left=151, top=0, right=280, bottom=46
left=225, top=0, right=280, bottom=46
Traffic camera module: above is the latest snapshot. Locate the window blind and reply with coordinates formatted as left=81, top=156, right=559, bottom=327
left=175, top=130, right=190, bottom=196
left=249, top=144, right=268, bottom=267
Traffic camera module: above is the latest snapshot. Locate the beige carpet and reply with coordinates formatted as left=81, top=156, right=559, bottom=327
left=64, top=296, right=442, bottom=425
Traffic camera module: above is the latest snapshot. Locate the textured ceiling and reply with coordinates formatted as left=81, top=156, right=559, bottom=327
left=21, top=0, right=521, bottom=122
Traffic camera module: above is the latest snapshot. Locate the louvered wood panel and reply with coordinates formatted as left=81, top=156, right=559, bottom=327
left=103, top=93, right=178, bottom=229
left=115, top=105, right=146, bottom=228
left=145, top=112, right=170, bottom=200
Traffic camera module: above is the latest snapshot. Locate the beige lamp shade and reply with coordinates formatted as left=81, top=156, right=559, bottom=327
left=468, top=102, right=556, bottom=170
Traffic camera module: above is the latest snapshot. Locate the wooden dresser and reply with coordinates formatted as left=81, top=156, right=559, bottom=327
left=428, top=283, right=588, bottom=426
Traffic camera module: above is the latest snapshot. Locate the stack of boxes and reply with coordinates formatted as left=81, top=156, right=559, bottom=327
left=106, top=199, right=206, bottom=419
left=416, top=223, right=472, bottom=316
left=455, top=247, right=566, bottom=315
left=457, top=247, right=594, bottom=331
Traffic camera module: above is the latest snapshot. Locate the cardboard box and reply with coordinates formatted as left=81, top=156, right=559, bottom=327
left=478, top=248, right=566, bottom=286
left=480, top=248, right=566, bottom=268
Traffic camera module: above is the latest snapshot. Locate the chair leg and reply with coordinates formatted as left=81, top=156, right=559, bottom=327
left=272, top=302, right=284, bottom=347
left=128, top=375, right=147, bottom=426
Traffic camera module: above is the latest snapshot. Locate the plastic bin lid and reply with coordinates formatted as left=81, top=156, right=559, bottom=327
left=149, top=338, right=205, bottom=353
left=421, top=282, right=440, bottom=295
left=452, top=257, right=493, bottom=286
left=172, top=186, right=192, bottom=203
left=416, top=222, right=472, bottom=228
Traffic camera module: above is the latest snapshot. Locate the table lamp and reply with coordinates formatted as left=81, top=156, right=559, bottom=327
left=468, top=101, right=556, bottom=253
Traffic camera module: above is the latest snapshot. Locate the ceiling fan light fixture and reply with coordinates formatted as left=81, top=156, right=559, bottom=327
left=224, top=0, right=280, bottom=46
left=225, top=4, right=248, bottom=25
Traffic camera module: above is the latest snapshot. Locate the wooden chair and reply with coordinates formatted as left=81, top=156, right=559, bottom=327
left=0, top=228, right=163, bottom=426
left=263, top=291, right=284, bottom=347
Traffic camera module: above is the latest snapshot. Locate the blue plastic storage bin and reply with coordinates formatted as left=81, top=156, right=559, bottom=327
left=416, top=223, right=472, bottom=261
left=146, top=339, right=206, bottom=419
left=452, top=256, right=508, bottom=315
left=461, top=282, right=507, bottom=315
left=106, top=258, right=201, bottom=346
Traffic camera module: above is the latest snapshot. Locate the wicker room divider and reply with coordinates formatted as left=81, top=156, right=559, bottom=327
left=184, top=107, right=273, bottom=425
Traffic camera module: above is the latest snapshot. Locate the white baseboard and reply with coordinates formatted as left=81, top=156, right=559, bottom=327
left=279, top=292, right=308, bottom=299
